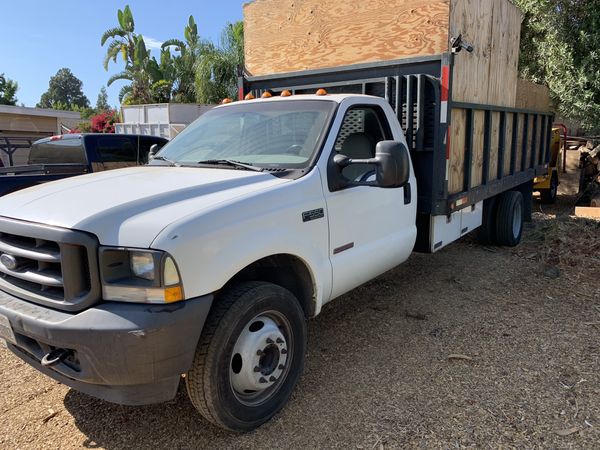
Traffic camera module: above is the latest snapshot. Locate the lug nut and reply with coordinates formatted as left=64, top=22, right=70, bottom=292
left=281, top=349, right=288, bottom=354
left=269, top=376, right=277, bottom=382
left=276, top=338, right=284, bottom=344
left=266, top=338, right=274, bottom=344
left=278, top=364, right=285, bottom=370
left=254, top=366, right=261, bottom=372
left=256, top=350, right=263, bottom=356
left=259, top=377, right=268, bottom=384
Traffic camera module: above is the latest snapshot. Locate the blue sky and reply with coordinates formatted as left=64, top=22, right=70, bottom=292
left=1, top=1, right=246, bottom=108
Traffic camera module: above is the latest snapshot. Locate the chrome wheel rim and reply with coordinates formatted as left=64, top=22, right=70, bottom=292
left=229, top=311, right=292, bottom=405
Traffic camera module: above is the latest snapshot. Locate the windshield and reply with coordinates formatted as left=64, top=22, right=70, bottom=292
left=151, top=100, right=336, bottom=169
left=29, top=138, right=86, bottom=165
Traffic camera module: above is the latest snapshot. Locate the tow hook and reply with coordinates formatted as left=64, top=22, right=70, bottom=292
left=41, top=348, right=73, bottom=367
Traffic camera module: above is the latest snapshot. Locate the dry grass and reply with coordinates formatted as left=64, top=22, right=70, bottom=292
left=517, top=213, right=600, bottom=280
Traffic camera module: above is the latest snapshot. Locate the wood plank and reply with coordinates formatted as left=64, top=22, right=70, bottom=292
left=244, top=0, right=451, bottom=76
left=486, top=0, right=520, bottom=106
left=575, top=207, right=600, bottom=219
left=515, top=79, right=552, bottom=111
left=470, top=110, right=485, bottom=188
left=489, top=111, right=500, bottom=181
left=450, top=0, right=493, bottom=105
left=503, top=112, right=513, bottom=176
left=450, top=0, right=521, bottom=106
left=449, top=108, right=467, bottom=194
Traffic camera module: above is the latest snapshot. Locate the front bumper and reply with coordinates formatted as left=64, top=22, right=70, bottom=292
left=0, top=290, right=213, bottom=405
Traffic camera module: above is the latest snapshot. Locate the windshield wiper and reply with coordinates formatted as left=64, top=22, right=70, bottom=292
left=197, top=159, right=264, bottom=172
left=152, top=155, right=179, bottom=167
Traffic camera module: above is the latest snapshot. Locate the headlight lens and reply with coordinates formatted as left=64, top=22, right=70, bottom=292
left=131, top=251, right=155, bottom=281
left=100, top=248, right=184, bottom=304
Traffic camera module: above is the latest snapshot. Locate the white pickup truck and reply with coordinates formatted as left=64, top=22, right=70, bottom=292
left=0, top=69, right=551, bottom=432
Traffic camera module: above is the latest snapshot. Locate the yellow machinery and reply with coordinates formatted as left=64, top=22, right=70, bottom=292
left=534, top=126, right=564, bottom=203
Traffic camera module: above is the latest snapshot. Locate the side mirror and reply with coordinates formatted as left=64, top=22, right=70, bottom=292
left=373, top=141, right=410, bottom=188
left=148, top=144, right=159, bottom=161
left=334, top=140, right=410, bottom=188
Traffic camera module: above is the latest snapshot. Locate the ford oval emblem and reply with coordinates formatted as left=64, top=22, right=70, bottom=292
left=0, top=254, right=18, bottom=270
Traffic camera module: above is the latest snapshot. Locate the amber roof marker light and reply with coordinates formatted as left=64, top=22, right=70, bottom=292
left=244, top=93, right=256, bottom=100
left=261, top=91, right=273, bottom=98
left=316, top=88, right=328, bottom=96
left=221, top=98, right=233, bottom=104
left=280, top=90, right=292, bottom=97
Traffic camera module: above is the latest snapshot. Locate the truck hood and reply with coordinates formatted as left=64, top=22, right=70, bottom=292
left=0, top=166, right=289, bottom=247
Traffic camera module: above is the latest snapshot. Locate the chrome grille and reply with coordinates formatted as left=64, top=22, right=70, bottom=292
left=0, top=234, right=64, bottom=298
left=0, top=217, right=100, bottom=311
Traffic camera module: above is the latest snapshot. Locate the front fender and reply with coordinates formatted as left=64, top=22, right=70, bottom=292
left=151, top=169, right=332, bottom=314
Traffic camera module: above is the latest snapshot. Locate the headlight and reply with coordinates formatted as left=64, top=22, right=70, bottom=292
left=131, top=251, right=155, bottom=281
left=100, top=248, right=184, bottom=304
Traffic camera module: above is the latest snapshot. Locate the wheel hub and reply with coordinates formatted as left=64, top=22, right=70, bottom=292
left=230, top=315, right=288, bottom=395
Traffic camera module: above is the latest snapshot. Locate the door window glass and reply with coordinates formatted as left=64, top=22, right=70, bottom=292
left=97, top=137, right=136, bottom=162
left=334, top=107, right=389, bottom=182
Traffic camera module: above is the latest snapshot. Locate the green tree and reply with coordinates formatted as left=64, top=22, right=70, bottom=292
left=162, top=16, right=205, bottom=103
left=37, top=68, right=90, bottom=109
left=195, top=21, right=244, bottom=104
left=102, top=5, right=173, bottom=104
left=0, top=73, right=18, bottom=105
left=514, top=0, right=600, bottom=131
left=96, top=86, right=110, bottom=111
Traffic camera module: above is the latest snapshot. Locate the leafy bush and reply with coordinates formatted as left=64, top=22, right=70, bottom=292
left=90, top=110, right=120, bottom=133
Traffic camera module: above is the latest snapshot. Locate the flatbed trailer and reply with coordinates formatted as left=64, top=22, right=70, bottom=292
left=240, top=54, right=554, bottom=252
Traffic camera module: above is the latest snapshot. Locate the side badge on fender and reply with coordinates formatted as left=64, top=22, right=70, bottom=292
left=302, top=208, right=325, bottom=223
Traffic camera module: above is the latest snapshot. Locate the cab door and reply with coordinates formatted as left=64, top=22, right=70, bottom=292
left=320, top=100, right=417, bottom=301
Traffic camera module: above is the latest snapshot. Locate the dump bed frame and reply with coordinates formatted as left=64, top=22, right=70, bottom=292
left=241, top=52, right=553, bottom=222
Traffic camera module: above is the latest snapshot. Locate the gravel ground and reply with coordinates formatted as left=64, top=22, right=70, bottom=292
left=0, top=152, right=598, bottom=449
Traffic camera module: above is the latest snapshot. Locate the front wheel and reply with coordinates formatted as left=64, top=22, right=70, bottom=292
left=186, top=282, right=307, bottom=432
left=540, top=171, right=558, bottom=204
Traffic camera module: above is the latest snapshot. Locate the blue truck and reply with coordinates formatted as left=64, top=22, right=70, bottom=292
left=0, top=134, right=168, bottom=196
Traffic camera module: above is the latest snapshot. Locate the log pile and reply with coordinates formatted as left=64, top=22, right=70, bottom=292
left=575, top=141, right=600, bottom=218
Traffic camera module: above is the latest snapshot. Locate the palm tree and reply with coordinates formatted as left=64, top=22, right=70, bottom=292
left=162, top=16, right=204, bottom=103
left=195, top=21, right=244, bottom=104
left=101, top=5, right=136, bottom=71
left=106, top=36, right=145, bottom=104
left=101, top=5, right=171, bottom=104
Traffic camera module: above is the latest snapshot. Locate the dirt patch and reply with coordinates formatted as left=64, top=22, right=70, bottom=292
left=0, top=159, right=598, bottom=449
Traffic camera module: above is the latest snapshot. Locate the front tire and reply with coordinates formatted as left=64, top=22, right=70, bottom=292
left=540, top=171, right=558, bottom=204
left=186, top=282, right=307, bottom=432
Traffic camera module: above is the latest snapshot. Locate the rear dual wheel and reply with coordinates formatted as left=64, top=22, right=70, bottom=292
left=477, top=190, right=524, bottom=247
left=186, top=282, right=307, bottom=432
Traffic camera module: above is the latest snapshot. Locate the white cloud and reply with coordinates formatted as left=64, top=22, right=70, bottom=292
left=143, top=36, right=163, bottom=51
